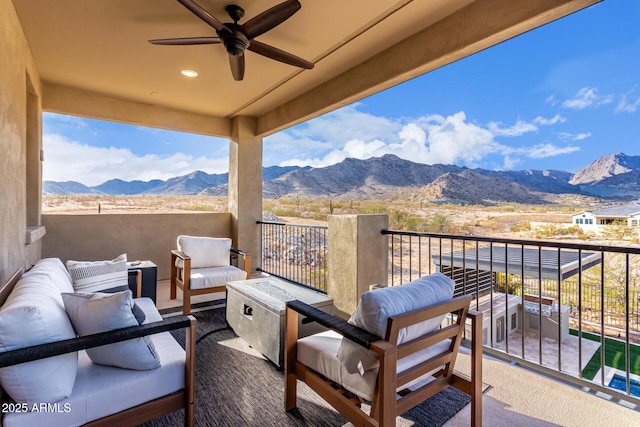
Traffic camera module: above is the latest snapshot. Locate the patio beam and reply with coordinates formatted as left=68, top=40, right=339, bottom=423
left=42, top=82, right=232, bottom=138
left=255, top=0, right=600, bottom=136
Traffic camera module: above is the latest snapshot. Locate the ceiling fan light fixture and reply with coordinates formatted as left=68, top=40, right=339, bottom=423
left=180, top=69, right=199, bottom=77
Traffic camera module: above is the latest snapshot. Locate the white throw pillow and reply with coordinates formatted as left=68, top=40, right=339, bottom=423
left=0, top=274, right=78, bottom=405
left=177, top=235, right=231, bottom=269
left=66, top=253, right=129, bottom=293
left=337, top=273, right=455, bottom=374
left=62, top=291, right=161, bottom=370
left=22, top=258, right=74, bottom=293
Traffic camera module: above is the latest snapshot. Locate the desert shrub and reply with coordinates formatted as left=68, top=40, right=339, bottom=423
left=358, top=201, right=387, bottom=214
left=494, top=272, right=522, bottom=295
left=263, top=200, right=275, bottom=212
left=535, top=223, right=573, bottom=239
left=427, top=214, right=451, bottom=233
left=272, top=207, right=302, bottom=218
left=601, top=220, right=636, bottom=241
left=181, top=203, right=212, bottom=211
left=510, top=220, right=531, bottom=232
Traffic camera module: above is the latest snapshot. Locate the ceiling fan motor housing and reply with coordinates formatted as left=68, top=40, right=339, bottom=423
left=218, top=26, right=249, bottom=56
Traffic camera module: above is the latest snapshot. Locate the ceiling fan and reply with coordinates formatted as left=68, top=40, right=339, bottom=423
left=149, top=0, right=314, bottom=81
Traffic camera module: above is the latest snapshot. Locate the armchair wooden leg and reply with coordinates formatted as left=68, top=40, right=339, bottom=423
left=183, top=288, right=191, bottom=315
left=170, top=280, right=177, bottom=300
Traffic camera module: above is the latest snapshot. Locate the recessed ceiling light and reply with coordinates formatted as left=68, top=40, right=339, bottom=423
left=180, top=69, right=198, bottom=78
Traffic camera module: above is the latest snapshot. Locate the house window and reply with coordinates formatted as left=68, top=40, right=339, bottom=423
left=633, top=220, right=638, bottom=226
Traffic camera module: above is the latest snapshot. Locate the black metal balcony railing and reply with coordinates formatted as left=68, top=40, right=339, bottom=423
left=257, top=221, right=328, bottom=292
left=382, top=229, right=640, bottom=404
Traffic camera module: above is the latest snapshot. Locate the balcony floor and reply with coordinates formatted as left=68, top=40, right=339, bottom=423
left=155, top=279, right=640, bottom=426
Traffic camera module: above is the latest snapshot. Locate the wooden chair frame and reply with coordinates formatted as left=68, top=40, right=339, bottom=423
left=171, top=247, right=251, bottom=315
left=0, top=268, right=196, bottom=427
left=284, top=295, right=483, bottom=427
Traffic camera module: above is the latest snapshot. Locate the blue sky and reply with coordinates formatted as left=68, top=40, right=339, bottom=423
left=43, top=0, right=640, bottom=186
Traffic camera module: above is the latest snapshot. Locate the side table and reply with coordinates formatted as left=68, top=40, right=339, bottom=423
left=127, top=261, right=157, bottom=303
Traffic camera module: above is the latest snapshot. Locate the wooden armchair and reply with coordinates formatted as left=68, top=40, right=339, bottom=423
left=171, top=235, right=251, bottom=315
left=284, top=274, right=482, bottom=427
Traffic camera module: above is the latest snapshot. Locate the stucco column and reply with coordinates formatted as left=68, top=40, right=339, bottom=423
left=229, top=116, right=262, bottom=272
left=328, top=214, right=388, bottom=318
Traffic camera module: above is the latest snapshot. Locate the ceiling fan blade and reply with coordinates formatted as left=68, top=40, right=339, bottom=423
left=149, top=37, right=220, bottom=45
left=229, top=54, right=245, bottom=81
left=177, top=0, right=229, bottom=34
left=241, top=0, right=301, bottom=40
left=248, top=40, right=313, bottom=69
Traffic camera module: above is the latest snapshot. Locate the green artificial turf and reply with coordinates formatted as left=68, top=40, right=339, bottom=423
left=570, top=330, right=640, bottom=380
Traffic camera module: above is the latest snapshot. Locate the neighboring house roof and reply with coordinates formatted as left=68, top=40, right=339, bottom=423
left=575, top=202, right=640, bottom=218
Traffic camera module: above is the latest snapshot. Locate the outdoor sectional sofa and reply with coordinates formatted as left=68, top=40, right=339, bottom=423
left=0, top=258, right=195, bottom=427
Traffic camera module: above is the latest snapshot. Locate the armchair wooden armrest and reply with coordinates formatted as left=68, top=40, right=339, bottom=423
left=286, top=299, right=381, bottom=348
left=230, top=247, right=251, bottom=277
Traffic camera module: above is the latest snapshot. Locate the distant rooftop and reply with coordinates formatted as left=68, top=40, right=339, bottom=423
left=582, top=202, right=640, bottom=217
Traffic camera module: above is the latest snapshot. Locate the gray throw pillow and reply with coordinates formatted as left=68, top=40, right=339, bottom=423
left=62, top=290, right=160, bottom=370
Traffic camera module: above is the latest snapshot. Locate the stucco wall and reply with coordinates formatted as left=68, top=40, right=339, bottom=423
left=0, top=0, right=43, bottom=284
left=327, top=215, right=388, bottom=318
left=42, top=213, right=234, bottom=280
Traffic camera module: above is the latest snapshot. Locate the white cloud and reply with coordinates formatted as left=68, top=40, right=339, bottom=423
left=533, top=114, right=566, bottom=125
left=561, top=87, right=613, bottom=109
left=487, top=114, right=565, bottom=137
left=43, top=134, right=228, bottom=186
left=558, top=132, right=591, bottom=141
left=488, top=120, right=538, bottom=137
left=615, top=94, right=640, bottom=113
left=502, top=155, right=521, bottom=170
left=277, top=110, right=576, bottom=171
left=512, top=143, right=580, bottom=159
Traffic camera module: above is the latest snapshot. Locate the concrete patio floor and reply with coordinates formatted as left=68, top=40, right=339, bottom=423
left=155, top=279, right=640, bottom=426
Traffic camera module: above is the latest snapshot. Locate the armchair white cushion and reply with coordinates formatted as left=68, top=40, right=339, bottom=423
left=337, top=272, right=455, bottom=373
left=177, top=236, right=231, bottom=268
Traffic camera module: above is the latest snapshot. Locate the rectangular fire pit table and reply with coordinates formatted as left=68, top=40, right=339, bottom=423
left=226, top=277, right=333, bottom=367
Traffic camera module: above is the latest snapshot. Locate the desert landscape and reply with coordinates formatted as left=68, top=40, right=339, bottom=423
left=42, top=194, right=582, bottom=241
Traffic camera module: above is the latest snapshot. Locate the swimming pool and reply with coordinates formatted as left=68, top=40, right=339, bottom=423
left=608, top=374, right=640, bottom=397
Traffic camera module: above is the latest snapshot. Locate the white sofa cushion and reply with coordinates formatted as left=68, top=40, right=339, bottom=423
left=66, top=253, right=129, bottom=293
left=0, top=273, right=77, bottom=405
left=188, top=265, right=247, bottom=290
left=22, top=258, right=74, bottom=293
left=62, top=291, right=161, bottom=370
left=177, top=235, right=231, bottom=269
left=337, top=272, right=455, bottom=374
left=298, top=330, right=450, bottom=401
left=2, top=298, right=186, bottom=427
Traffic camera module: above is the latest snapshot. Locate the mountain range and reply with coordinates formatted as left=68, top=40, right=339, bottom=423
left=44, top=153, right=640, bottom=205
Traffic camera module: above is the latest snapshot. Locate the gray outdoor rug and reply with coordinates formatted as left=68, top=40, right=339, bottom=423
left=141, top=308, right=471, bottom=427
